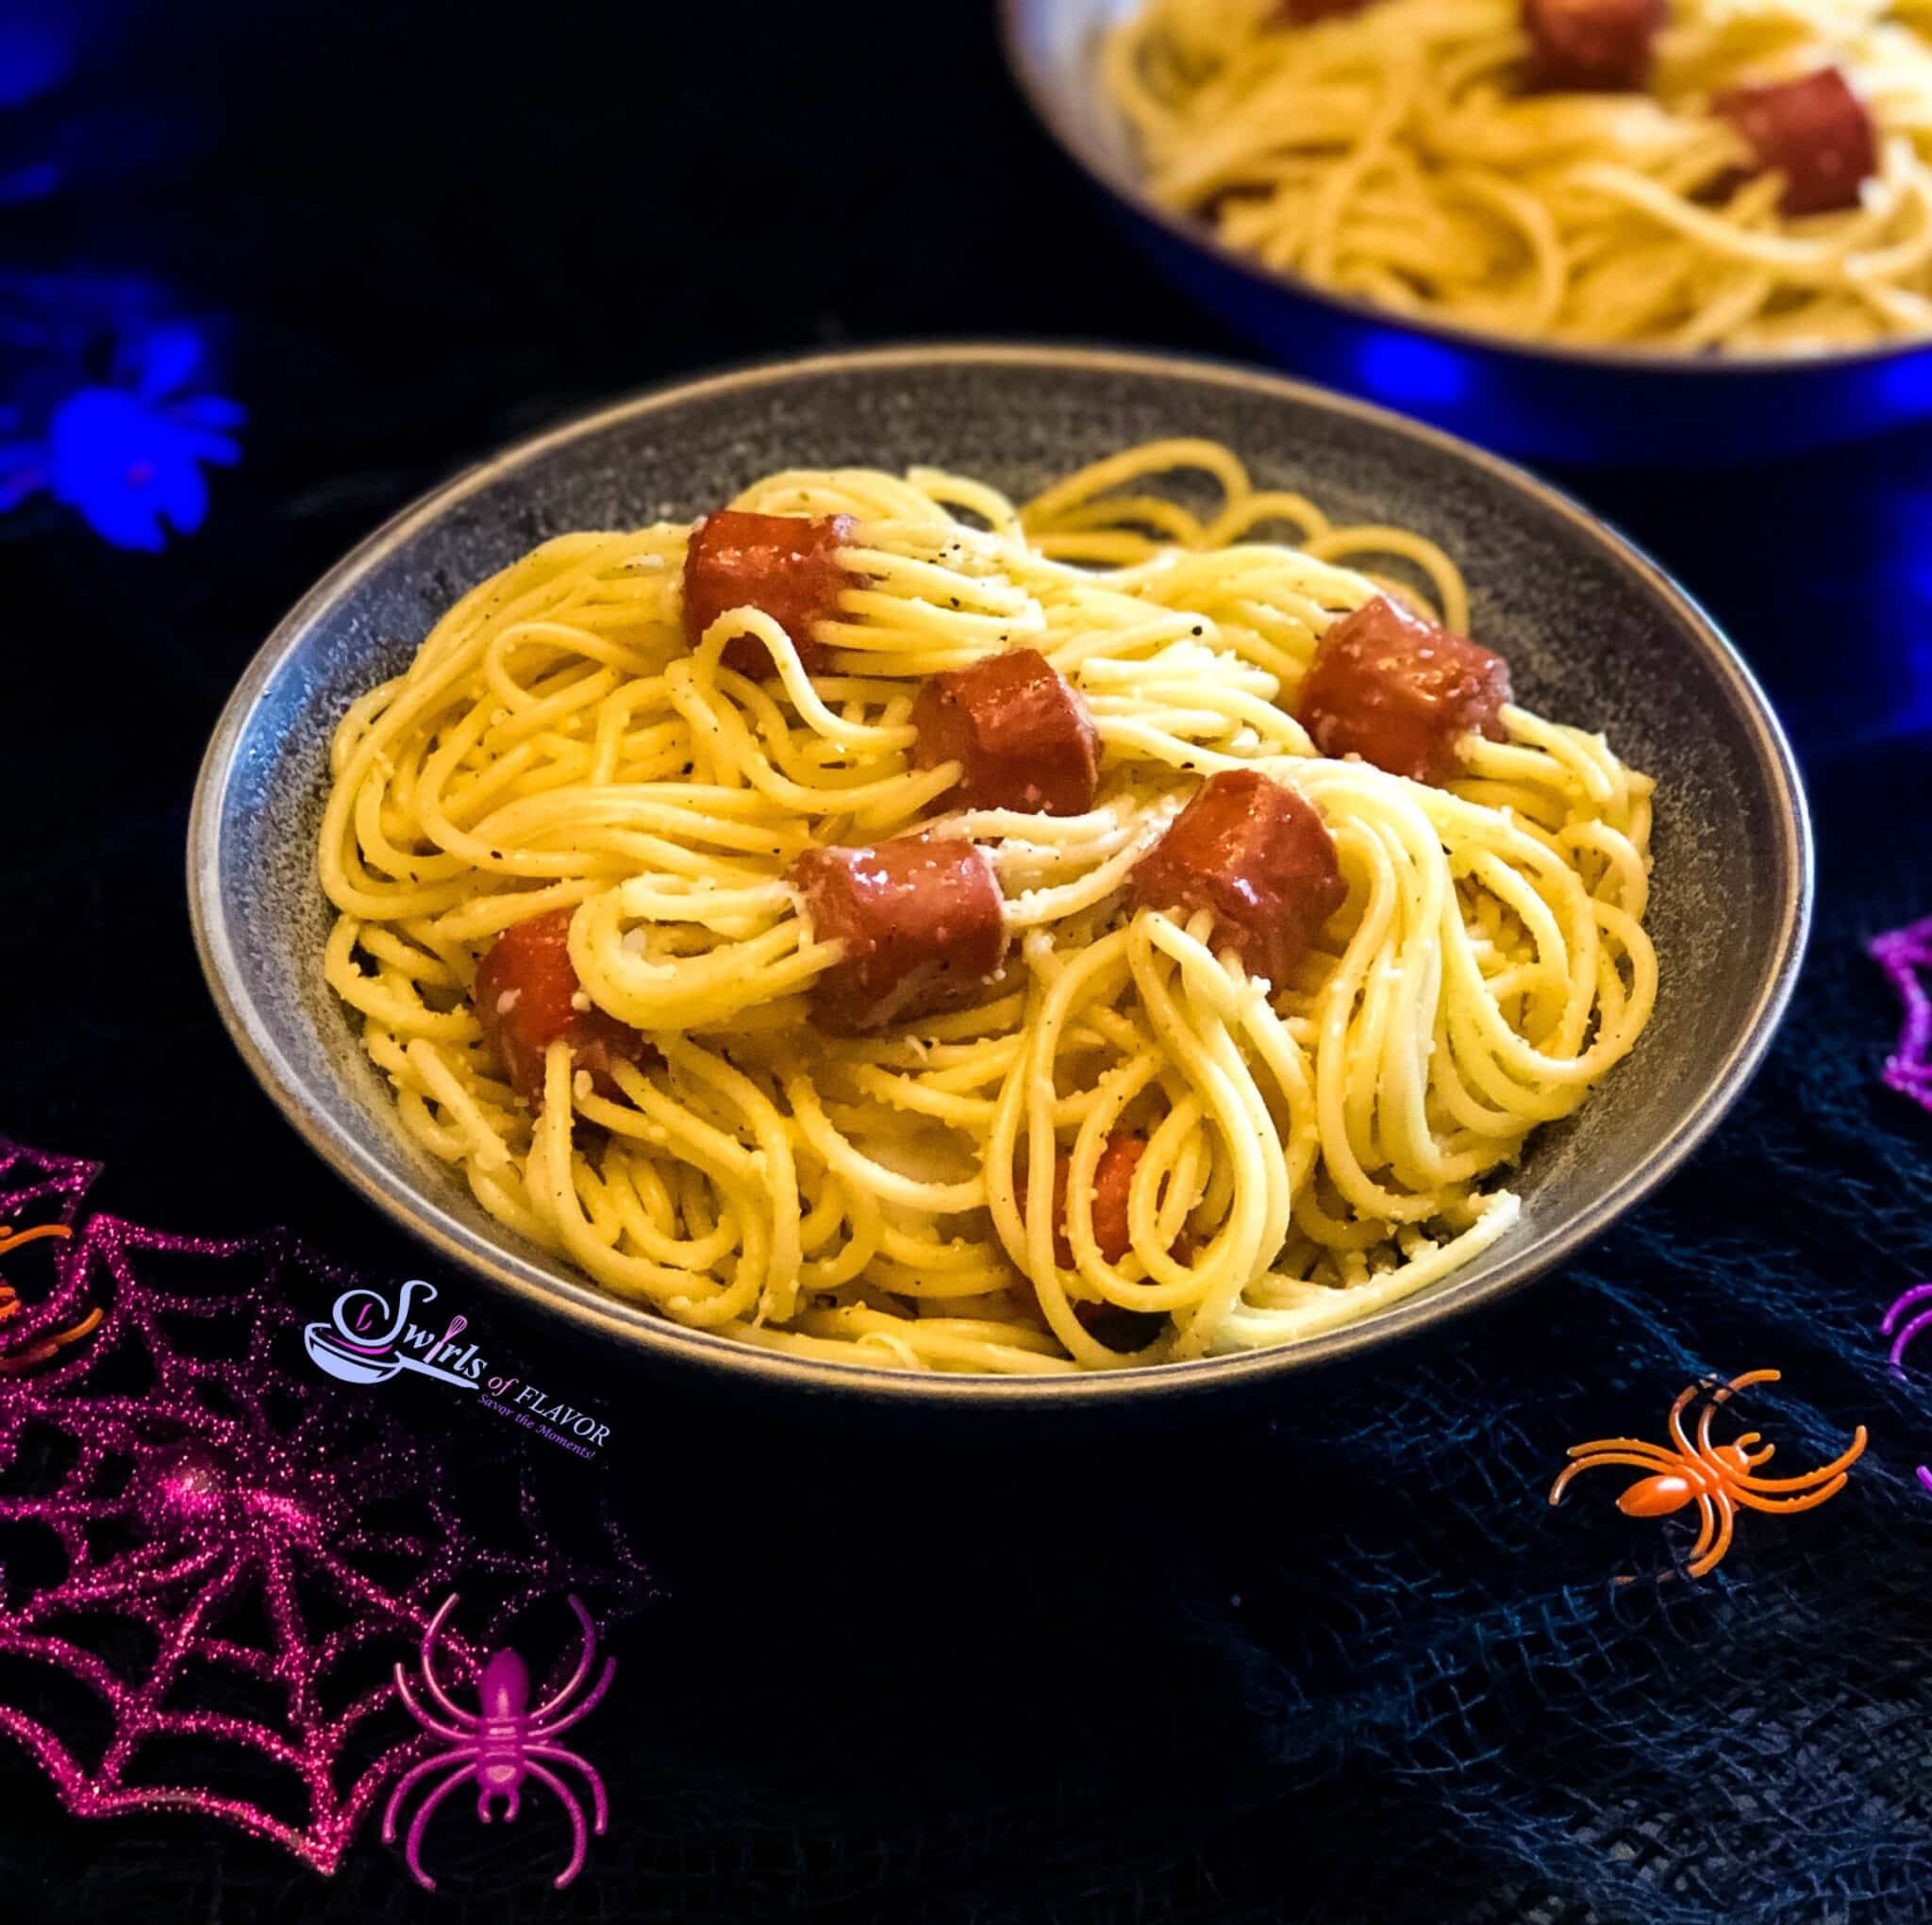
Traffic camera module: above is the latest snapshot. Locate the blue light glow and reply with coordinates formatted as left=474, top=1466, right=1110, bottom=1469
left=1353, top=332, right=1473, bottom=410
left=1885, top=523, right=1932, bottom=742
left=0, top=159, right=58, bottom=202
left=1872, top=345, right=1932, bottom=414
left=0, top=8, right=76, bottom=109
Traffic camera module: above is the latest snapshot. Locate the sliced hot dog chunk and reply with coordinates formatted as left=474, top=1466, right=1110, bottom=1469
left=474, top=907, right=655, bottom=1106
left=682, top=509, right=857, bottom=678
left=1128, top=769, right=1345, bottom=987
left=1297, top=595, right=1511, bottom=786
left=1714, top=67, right=1876, bottom=216
left=1052, top=1133, right=1148, bottom=1270
left=1523, top=0, right=1664, bottom=92
left=791, top=833, right=1008, bottom=1034
left=910, top=648, right=1100, bottom=817
left=1013, top=1133, right=1182, bottom=1333
left=1012, top=1127, right=1174, bottom=1320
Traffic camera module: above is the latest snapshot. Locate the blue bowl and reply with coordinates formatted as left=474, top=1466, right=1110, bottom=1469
left=999, top=0, right=1932, bottom=463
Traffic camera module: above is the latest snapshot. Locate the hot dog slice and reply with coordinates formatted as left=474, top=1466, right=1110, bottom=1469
left=474, top=907, right=654, bottom=1106
left=910, top=649, right=1100, bottom=817
left=1297, top=595, right=1511, bottom=786
left=791, top=833, right=1008, bottom=1034
left=1128, top=769, right=1345, bottom=987
left=682, top=509, right=857, bottom=678
left=1052, top=1133, right=1149, bottom=1269
left=1523, top=0, right=1665, bottom=92
left=1714, top=67, right=1876, bottom=216
left=1013, top=1133, right=1182, bottom=1332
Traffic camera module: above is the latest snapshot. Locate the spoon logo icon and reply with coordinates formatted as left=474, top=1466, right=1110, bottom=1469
left=303, top=1280, right=480, bottom=1391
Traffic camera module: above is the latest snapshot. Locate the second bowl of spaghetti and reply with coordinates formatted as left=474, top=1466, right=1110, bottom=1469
left=191, top=345, right=1808, bottom=1409
left=1003, top=0, right=1932, bottom=458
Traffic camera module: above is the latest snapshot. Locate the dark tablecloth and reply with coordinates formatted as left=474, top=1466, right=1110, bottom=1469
left=5, top=4, right=1932, bottom=1920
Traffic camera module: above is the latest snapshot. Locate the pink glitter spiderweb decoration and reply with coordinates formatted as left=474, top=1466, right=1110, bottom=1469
left=1870, top=915, right=1932, bottom=1116
left=0, top=1138, right=646, bottom=1876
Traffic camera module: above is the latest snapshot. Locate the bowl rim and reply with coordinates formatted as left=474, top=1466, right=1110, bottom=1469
left=188, top=340, right=1813, bottom=1408
left=995, top=0, right=1932, bottom=380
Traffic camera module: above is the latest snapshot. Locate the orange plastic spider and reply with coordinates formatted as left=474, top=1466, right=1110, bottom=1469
left=0, top=1221, right=99, bottom=1376
left=1549, top=1369, right=1867, bottom=1583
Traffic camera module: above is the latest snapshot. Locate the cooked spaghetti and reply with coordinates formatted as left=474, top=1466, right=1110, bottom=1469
left=1107, top=0, right=1932, bottom=353
left=318, top=440, right=1657, bottom=1374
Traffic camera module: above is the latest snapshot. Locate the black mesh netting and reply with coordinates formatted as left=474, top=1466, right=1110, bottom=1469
left=2, top=736, right=1929, bottom=1925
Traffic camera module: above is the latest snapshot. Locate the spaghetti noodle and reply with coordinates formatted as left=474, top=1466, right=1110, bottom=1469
left=318, top=441, right=1657, bottom=1374
left=1107, top=0, right=1932, bottom=353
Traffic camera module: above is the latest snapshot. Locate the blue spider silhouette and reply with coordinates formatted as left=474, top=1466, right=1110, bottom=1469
left=1, top=323, right=242, bottom=551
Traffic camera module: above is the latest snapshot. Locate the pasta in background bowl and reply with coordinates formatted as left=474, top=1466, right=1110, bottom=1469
left=190, top=346, right=1808, bottom=1413
left=1003, top=0, right=1932, bottom=458
left=1110, top=0, right=1932, bottom=355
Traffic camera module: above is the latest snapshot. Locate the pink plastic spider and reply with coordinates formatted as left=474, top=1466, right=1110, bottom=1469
left=383, top=1592, right=614, bottom=1891
left=1550, top=1369, right=1866, bottom=1583
left=1870, top=915, right=1932, bottom=1115
left=1881, top=1284, right=1932, bottom=1498
left=1882, top=1282, right=1932, bottom=1370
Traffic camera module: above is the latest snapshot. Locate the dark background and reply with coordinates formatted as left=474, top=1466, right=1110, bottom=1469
left=5, top=3, right=1932, bottom=1920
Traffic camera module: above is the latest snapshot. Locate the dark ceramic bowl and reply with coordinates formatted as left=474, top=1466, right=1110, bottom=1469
left=189, top=343, right=1810, bottom=1413
left=1000, top=0, right=1932, bottom=463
